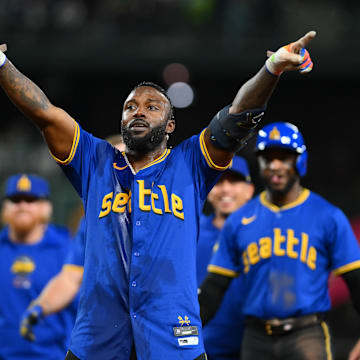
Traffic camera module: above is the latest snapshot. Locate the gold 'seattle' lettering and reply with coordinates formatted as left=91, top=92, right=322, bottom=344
left=307, top=246, right=317, bottom=270
left=138, top=180, right=151, bottom=212
left=242, top=251, right=250, bottom=274
left=300, top=232, right=308, bottom=262
left=274, top=228, right=286, bottom=256
left=287, top=229, right=299, bottom=259
left=171, top=193, right=184, bottom=220
left=99, top=192, right=114, bottom=218
left=112, top=193, right=129, bottom=213
left=98, top=183, right=184, bottom=220
left=243, top=228, right=317, bottom=272
left=128, top=190, right=132, bottom=214
left=248, top=242, right=259, bottom=265
left=151, top=192, right=163, bottom=215
left=259, top=237, right=272, bottom=259
left=158, top=185, right=172, bottom=213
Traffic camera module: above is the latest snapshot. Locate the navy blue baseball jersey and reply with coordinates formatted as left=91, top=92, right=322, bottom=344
left=209, top=189, right=360, bottom=319
left=53, top=123, right=229, bottom=359
left=197, top=214, right=244, bottom=360
left=0, top=224, right=76, bottom=359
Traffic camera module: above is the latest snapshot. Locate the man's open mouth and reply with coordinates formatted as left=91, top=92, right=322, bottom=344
left=129, top=119, right=149, bottom=129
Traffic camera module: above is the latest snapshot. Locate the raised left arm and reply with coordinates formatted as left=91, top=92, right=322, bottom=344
left=204, top=30, right=316, bottom=167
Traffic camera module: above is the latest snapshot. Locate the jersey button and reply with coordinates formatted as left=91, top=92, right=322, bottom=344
left=136, top=220, right=141, bottom=226
left=132, top=313, right=137, bottom=319
left=131, top=281, right=137, bottom=287
left=134, top=252, right=140, bottom=257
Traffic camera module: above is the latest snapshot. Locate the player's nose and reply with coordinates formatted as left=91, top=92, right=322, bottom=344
left=219, top=179, right=232, bottom=192
left=133, top=106, right=146, bottom=118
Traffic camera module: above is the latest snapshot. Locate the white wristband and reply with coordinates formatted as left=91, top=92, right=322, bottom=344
left=0, top=51, right=7, bottom=68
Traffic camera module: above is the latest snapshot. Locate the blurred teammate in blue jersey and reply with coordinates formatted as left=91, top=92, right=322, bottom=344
left=0, top=174, right=76, bottom=360
left=197, top=156, right=254, bottom=360
left=19, top=135, right=125, bottom=340
left=199, top=122, right=360, bottom=360
left=0, top=31, right=316, bottom=359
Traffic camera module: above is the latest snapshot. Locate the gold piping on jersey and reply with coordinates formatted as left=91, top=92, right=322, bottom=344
left=62, top=264, right=84, bottom=274
left=140, top=148, right=171, bottom=171
left=259, top=188, right=310, bottom=213
left=320, top=321, right=333, bottom=360
left=199, top=129, right=231, bottom=171
left=332, top=260, right=360, bottom=276
left=51, top=121, right=80, bottom=165
left=207, top=264, right=238, bottom=278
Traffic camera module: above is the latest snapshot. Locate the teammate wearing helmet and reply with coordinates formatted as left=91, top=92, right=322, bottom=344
left=199, top=122, right=360, bottom=360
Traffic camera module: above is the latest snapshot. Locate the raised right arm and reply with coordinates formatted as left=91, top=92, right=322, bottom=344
left=0, top=53, right=75, bottom=161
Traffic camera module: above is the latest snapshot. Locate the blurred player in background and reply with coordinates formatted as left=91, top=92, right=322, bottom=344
left=200, top=122, right=360, bottom=360
left=0, top=174, right=76, bottom=359
left=197, top=156, right=254, bottom=285
left=20, top=135, right=125, bottom=341
left=197, top=155, right=254, bottom=359
left=0, top=31, right=315, bottom=359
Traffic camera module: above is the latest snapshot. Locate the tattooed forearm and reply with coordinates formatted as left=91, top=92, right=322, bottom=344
left=0, top=60, right=51, bottom=125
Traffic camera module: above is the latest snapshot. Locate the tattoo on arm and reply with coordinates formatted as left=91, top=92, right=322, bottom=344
left=0, top=60, right=51, bottom=121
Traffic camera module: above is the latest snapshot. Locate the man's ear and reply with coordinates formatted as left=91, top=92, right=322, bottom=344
left=166, top=119, right=176, bottom=134
left=1, top=201, right=10, bottom=225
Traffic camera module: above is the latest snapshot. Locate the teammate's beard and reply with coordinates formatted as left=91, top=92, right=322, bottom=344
left=262, top=172, right=298, bottom=197
left=121, top=122, right=167, bottom=152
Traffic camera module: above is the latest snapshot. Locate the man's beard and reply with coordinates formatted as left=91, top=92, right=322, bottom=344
left=121, top=122, right=167, bottom=152
left=262, top=173, right=298, bottom=197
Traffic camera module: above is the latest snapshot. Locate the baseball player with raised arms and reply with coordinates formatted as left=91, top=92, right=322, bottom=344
left=199, top=122, right=360, bottom=359
left=0, top=32, right=315, bottom=359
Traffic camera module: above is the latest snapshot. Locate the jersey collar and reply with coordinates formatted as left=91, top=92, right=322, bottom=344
left=260, top=188, right=310, bottom=212
left=122, top=149, right=171, bottom=175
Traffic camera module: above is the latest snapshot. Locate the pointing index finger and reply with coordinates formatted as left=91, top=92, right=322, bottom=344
left=291, top=31, right=316, bottom=53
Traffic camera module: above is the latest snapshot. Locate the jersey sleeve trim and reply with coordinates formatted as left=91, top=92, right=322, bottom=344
left=332, top=260, right=360, bottom=276
left=50, top=121, right=80, bottom=165
left=62, top=264, right=84, bottom=273
left=199, top=128, right=231, bottom=171
left=207, top=264, right=238, bottom=278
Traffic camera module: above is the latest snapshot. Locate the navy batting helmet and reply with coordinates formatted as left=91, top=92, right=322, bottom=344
left=255, top=122, right=307, bottom=177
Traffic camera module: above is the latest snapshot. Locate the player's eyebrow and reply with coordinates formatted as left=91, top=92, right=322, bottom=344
left=147, top=98, right=162, bottom=103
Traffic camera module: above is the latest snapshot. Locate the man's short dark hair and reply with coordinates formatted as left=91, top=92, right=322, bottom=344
left=133, top=81, right=175, bottom=121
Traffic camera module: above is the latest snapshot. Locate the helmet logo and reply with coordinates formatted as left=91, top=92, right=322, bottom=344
left=269, top=126, right=280, bottom=140
left=17, top=175, right=31, bottom=192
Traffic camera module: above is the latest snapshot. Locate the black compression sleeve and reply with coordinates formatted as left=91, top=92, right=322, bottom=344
left=342, top=268, right=360, bottom=314
left=198, top=272, right=232, bottom=326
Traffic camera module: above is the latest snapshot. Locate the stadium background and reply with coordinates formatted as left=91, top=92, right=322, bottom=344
left=0, top=1, right=359, bottom=358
